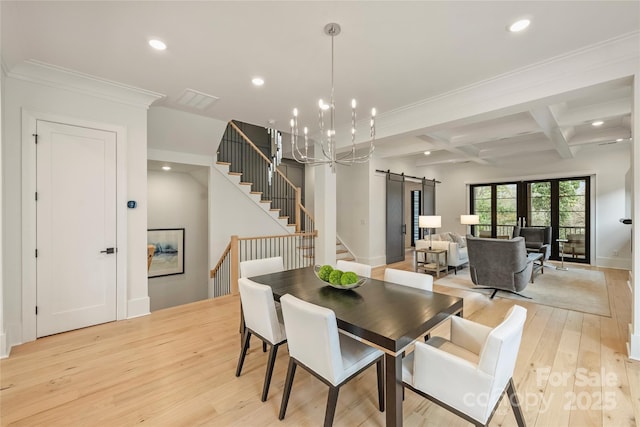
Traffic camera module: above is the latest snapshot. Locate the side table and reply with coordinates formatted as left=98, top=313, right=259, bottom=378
left=416, top=248, right=448, bottom=278
left=556, top=238, right=569, bottom=271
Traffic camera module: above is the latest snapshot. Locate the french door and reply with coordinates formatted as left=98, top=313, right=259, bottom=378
left=470, top=177, right=590, bottom=263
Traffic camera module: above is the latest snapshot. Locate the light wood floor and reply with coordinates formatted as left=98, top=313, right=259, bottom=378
left=2, top=259, right=639, bottom=426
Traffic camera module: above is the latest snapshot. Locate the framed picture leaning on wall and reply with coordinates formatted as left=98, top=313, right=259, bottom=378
left=147, top=228, right=185, bottom=278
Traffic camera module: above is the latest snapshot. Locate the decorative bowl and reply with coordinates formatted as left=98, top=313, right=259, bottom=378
left=313, top=265, right=367, bottom=290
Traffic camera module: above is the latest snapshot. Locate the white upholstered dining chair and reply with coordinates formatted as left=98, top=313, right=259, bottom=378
left=278, top=294, right=384, bottom=426
left=384, top=268, right=434, bottom=340
left=238, top=256, right=285, bottom=352
left=235, top=278, right=287, bottom=402
left=336, top=259, right=372, bottom=278
left=384, top=268, right=433, bottom=291
left=402, top=305, right=527, bottom=427
left=239, top=256, right=284, bottom=278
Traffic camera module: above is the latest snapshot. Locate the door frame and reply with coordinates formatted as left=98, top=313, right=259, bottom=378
left=21, top=110, right=128, bottom=343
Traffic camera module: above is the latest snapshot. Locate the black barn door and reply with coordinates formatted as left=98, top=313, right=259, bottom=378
left=386, top=174, right=405, bottom=264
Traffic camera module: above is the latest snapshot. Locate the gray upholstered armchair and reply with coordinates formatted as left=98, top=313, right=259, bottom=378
left=512, top=226, right=552, bottom=261
left=466, top=236, right=533, bottom=299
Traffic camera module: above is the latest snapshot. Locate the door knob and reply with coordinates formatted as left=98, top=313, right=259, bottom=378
left=100, top=247, right=115, bottom=254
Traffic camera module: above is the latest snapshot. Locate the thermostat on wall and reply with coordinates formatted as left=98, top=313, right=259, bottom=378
left=127, top=201, right=137, bottom=209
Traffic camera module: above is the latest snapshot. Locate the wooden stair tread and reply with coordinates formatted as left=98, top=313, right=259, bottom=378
left=239, top=182, right=252, bottom=185
left=228, top=172, right=242, bottom=176
left=216, top=161, right=231, bottom=166
left=336, top=249, right=349, bottom=254
left=260, top=200, right=272, bottom=203
left=278, top=216, right=289, bottom=219
left=250, top=191, right=262, bottom=195
left=269, top=208, right=280, bottom=211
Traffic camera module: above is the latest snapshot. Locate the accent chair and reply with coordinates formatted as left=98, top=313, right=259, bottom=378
left=512, top=226, right=552, bottom=261
left=402, top=305, right=528, bottom=427
left=466, top=236, right=533, bottom=299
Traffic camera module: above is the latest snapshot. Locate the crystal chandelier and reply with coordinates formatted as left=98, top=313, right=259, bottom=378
left=290, top=23, right=376, bottom=173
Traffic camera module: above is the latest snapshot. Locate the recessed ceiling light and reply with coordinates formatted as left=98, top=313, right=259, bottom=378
left=252, top=77, right=265, bottom=86
left=423, top=151, right=431, bottom=156
left=149, top=39, right=167, bottom=50
left=162, top=165, right=171, bottom=171
left=616, top=138, right=624, bottom=142
left=508, top=19, right=530, bottom=33
left=591, top=120, right=604, bottom=127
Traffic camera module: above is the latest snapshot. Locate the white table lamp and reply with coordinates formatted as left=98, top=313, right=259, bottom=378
left=460, top=214, right=479, bottom=236
left=419, top=215, right=441, bottom=250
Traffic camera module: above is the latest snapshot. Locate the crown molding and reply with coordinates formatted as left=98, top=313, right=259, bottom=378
left=6, top=59, right=164, bottom=109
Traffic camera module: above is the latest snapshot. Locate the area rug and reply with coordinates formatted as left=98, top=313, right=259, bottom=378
left=435, top=266, right=611, bottom=317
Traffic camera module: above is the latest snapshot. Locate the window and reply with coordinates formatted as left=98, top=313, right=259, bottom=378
left=470, top=177, right=590, bottom=263
left=473, top=186, right=492, bottom=237
left=411, top=190, right=421, bottom=245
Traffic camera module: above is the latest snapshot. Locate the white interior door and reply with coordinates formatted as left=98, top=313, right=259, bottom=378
left=36, top=120, right=117, bottom=337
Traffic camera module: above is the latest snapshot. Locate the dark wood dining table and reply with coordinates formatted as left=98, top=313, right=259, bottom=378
left=249, top=266, right=464, bottom=427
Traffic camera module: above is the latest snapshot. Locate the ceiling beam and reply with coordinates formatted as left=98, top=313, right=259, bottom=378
left=420, top=133, right=492, bottom=165
left=528, top=106, right=574, bottom=159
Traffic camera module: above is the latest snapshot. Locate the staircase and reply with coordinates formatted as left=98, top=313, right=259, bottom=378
left=210, top=121, right=317, bottom=297
left=214, top=160, right=296, bottom=233
left=336, top=237, right=355, bottom=261
left=216, top=121, right=314, bottom=234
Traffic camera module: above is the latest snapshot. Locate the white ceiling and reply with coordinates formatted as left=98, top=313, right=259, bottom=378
left=2, top=1, right=638, bottom=165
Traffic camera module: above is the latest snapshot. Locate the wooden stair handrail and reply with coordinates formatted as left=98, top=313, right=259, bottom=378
left=299, top=203, right=313, bottom=218
left=210, top=241, right=232, bottom=278
left=229, top=121, right=298, bottom=190
left=210, top=232, right=318, bottom=296
left=237, top=231, right=317, bottom=241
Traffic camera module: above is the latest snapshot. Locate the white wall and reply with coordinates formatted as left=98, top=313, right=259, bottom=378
left=148, top=107, right=227, bottom=156
left=148, top=169, right=209, bottom=311
left=416, top=142, right=632, bottom=269
left=3, top=73, right=153, bottom=351
left=336, top=162, right=369, bottom=262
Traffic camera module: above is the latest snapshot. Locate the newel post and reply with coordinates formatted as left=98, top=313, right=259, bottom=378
left=295, top=187, right=302, bottom=233
left=230, top=235, right=239, bottom=295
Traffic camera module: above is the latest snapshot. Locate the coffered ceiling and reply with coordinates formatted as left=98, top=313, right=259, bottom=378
left=2, top=1, right=638, bottom=165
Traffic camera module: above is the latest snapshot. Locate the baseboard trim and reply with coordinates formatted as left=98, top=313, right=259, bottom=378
left=596, top=256, right=632, bottom=270
left=628, top=326, right=640, bottom=361
left=2, top=322, right=22, bottom=358
left=0, top=331, right=8, bottom=359
left=127, top=297, right=151, bottom=319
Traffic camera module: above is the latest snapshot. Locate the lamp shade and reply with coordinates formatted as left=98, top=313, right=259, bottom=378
left=419, top=215, right=441, bottom=228
left=460, top=214, right=479, bottom=225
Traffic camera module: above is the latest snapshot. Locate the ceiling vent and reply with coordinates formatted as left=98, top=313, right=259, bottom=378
left=176, top=88, right=219, bottom=111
